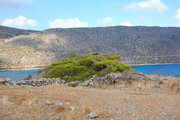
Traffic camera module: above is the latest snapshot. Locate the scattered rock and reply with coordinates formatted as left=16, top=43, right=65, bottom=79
left=46, top=100, right=54, bottom=105
left=70, top=106, right=75, bottom=111
left=80, top=72, right=151, bottom=87
left=16, top=78, right=66, bottom=87
left=4, top=82, right=10, bottom=86
left=89, top=112, right=99, bottom=119
left=0, top=78, right=15, bottom=86
left=58, top=103, right=64, bottom=106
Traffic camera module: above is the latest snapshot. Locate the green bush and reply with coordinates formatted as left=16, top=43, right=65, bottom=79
left=68, top=83, right=78, bottom=87
left=77, top=58, right=94, bottom=67
left=40, top=53, right=135, bottom=82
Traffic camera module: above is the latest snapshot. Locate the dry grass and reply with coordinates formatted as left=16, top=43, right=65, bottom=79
left=0, top=83, right=180, bottom=120
left=169, top=81, right=180, bottom=92
left=84, top=107, right=91, bottom=114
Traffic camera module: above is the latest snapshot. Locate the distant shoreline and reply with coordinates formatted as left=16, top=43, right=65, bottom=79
left=129, top=63, right=180, bottom=66
left=0, top=65, right=46, bottom=71
left=0, top=63, right=180, bottom=71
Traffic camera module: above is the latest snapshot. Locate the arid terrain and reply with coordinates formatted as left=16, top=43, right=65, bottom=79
left=1, top=25, right=180, bottom=67
left=0, top=80, right=180, bottom=120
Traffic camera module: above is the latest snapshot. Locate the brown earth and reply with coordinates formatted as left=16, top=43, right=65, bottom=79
left=0, top=84, right=180, bottom=120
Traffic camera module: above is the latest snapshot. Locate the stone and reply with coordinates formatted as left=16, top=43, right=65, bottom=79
left=89, top=112, right=98, bottom=119
left=58, top=102, right=64, bottom=106
left=46, top=100, right=54, bottom=105
left=70, top=106, right=75, bottom=111
left=4, top=82, right=10, bottom=86
left=81, top=81, right=89, bottom=86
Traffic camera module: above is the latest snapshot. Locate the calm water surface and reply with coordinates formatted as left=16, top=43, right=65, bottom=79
left=0, top=70, right=39, bottom=82
left=0, top=64, right=179, bottom=82
left=132, top=64, right=180, bottom=77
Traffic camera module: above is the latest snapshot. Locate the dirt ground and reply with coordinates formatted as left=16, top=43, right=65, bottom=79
left=0, top=84, right=180, bottom=120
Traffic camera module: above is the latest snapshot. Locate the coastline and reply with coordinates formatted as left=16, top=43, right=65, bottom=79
left=0, top=63, right=179, bottom=71
left=0, top=65, right=45, bottom=71
left=129, top=63, right=180, bottom=66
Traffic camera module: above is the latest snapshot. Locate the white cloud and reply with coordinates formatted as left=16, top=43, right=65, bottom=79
left=0, top=0, right=32, bottom=8
left=49, top=18, right=88, bottom=28
left=97, top=17, right=115, bottom=26
left=1, top=15, right=37, bottom=29
left=125, top=0, right=168, bottom=13
left=175, top=9, right=180, bottom=27
left=120, top=22, right=132, bottom=26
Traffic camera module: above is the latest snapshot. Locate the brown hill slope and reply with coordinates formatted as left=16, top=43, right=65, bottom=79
left=0, top=26, right=180, bottom=67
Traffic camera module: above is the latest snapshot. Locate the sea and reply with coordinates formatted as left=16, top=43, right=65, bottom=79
left=131, top=64, right=180, bottom=77
left=0, top=64, right=179, bottom=82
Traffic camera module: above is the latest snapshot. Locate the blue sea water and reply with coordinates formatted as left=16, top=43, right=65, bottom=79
left=131, top=64, right=180, bottom=77
left=0, top=70, right=39, bottom=82
left=0, top=64, right=179, bottom=82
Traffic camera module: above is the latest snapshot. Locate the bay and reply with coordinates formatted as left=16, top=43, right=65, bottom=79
left=0, top=64, right=179, bottom=82
left=132, top=64, right=180, bottom=77
left=0, top=70, right=39, bottom=82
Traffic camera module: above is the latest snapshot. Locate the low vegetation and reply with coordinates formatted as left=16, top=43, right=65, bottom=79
left=40, top=53, right=135, bottom=82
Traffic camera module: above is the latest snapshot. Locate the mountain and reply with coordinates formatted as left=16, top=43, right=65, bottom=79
left=0, top=25, right=38, bottom=39
left=0, top=25, right=180, bottom=67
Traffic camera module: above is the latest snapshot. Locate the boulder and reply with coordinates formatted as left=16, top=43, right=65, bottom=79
left=70, top=106, right=75, bottom=111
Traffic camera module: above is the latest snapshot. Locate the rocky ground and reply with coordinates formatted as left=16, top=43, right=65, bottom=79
left=0, top=74, right=180, bottom=120
left=0, top=83, right=180, bottom=120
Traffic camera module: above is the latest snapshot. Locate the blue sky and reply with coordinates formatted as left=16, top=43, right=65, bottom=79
left=0, top=0, right=180, bottom=30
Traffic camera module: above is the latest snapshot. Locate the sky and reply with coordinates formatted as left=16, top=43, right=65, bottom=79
left=0, top=0, right=180, bottom=30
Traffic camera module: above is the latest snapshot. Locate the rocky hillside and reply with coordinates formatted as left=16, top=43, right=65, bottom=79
left=0, top=26, right=38, bottom=39
left=0, top=26, right=180, bottom=67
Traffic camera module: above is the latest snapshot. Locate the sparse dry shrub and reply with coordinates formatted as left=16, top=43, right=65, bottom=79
left=47, top=84, right=61, bottom=96
left=159, top=81, right=164, bottom=85
left=65, top=112, right=85, bottom=120
left=132, top=82, right=145, bottom=90
left=170, top=81, right=180, bottom=92
left=84, top=107, right=91, bottom=114
left=98, top=109, right=113, bottom=120
left=143, top=82, right=147, bottom=87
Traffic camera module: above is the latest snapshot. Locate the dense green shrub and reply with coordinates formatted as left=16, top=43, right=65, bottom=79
left=40, top=53, right=135, bottom=82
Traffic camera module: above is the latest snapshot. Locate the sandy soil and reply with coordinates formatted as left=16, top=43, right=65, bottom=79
left=0, top=85, right=180, bottom=120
